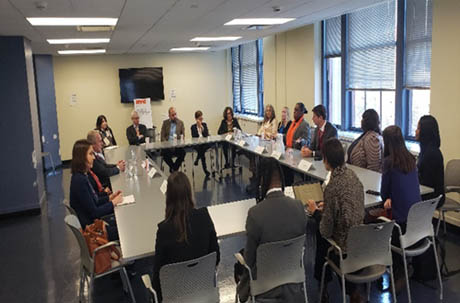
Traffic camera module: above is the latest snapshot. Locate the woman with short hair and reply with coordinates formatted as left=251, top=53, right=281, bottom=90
left=153, top=172, right=220, bottom=301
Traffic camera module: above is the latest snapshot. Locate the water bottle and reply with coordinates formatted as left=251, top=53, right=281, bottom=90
left=173, top=133, right=177, bottom=144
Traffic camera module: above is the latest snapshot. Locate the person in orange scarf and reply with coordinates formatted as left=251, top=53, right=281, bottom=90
left=285, top=102, right=311, bottom=150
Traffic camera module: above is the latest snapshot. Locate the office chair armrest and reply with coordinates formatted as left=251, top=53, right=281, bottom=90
left=142, top=274, right=159, bottom=303
left=92, top=241, right=120, bottom=259
left=325, top=238, right=342, bottom=255
left=446, top=186, right=460, bottom=194
left=234, top=253, right=253, bottom=281
left=377, top=216, right=392, bottom=223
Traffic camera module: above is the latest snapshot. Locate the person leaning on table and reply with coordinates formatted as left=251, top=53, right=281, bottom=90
left=217, top=106, right=241, bottom=168
left=152, top=172, right=220, bottom=302
left=306, top=138, right=365, bottom=303
left=69, top=139, right=122, bottom=241
left=126, top=110, right=147, bottom=145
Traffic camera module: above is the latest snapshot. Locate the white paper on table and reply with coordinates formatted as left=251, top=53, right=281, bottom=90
left=117, top=194, right=136, bottom=207
left=238, top=140, right=246, bottom=147
left=104, top=145, right=118, bottom=151
left=225, top=134, right=233, bottom=141
left=298, top=159, right=313, bottom=172
left=148, top=167, right=157, bottom=178
left=160, top=180, right=168, bottom=194
left=271, top=150, right=282, bottom=160
left=254, top=146, right=266, bottom=155
left=284, top=186, right=295, bottom=199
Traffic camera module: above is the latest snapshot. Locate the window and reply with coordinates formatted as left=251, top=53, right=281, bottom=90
left=322, top=0, right=432, bottom=139
left=231, top=40, right=264, bottom=117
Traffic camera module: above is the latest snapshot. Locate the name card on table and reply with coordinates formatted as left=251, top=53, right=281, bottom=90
left=271, top=150, right=282, bottom=160
left=254, top=146, right=266, bottom=155
left=160, top=180, right=168, bottom=195
left=148, top=167, right=157, bottom=178
left=298, top=159, right=313, bottom=172
left=238, top=140, right=247, bottom=147
left=225, top=134, right=233, bottom=141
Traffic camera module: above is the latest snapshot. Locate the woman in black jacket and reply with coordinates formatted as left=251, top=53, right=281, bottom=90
left=416, top=115, right=445, bottom=208
left=217, top=107, right=241, bottom=168
left=153, top=172, right=220, bottom=301
left=95, top=115, right=117, bottom=148
left=191, top=110, right=211, bottom=177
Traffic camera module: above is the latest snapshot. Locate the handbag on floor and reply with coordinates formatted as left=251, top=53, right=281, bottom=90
left=82, top=219, right=120, bottom=274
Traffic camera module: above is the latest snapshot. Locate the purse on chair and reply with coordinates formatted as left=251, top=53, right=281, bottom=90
left=82, top=219, right=120, bottom=274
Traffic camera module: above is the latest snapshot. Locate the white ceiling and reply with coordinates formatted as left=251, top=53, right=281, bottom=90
left=0, top=0, right=386, bottom=55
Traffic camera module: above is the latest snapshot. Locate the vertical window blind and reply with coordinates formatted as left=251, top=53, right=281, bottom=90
left=405, top=0, right=432, bottom=88
left=347, top=1, right=397, bottom=89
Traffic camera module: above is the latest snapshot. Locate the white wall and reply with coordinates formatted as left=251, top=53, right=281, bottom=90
left=53, top=51, right=230, bottom=160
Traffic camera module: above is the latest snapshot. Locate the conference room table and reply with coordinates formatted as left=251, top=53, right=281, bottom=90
left=106, top=135, right=433, bottom=261
left=105, top=145, right=256, bottom=261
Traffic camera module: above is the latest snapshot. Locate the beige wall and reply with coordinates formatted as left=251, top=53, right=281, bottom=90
left=263, top=24, right=316, bottom=123
left=54, top=52, right=230, bottom=160
left=431, top=0, right=460, bottom=225
left=431, top=0, right=460, bottom=164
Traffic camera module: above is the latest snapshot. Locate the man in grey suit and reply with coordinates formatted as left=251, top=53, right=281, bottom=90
left=236, top=158, right=307, bottom=302
left=160, top=107, right=186, bottom=172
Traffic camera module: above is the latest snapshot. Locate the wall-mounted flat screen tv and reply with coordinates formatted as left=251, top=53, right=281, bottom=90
left=119, top=67, right=164, bottom=103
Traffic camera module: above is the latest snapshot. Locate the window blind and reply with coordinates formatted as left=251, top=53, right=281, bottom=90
left=405, top=0, right=432, bottom=88
left=325, top=16, right=342, bottom=57
left=347, top=1, right=397, bottom=89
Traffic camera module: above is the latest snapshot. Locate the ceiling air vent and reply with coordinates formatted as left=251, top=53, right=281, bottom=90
left=245, top=25, right=273, bottom=31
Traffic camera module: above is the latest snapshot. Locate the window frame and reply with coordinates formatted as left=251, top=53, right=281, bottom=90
left=322, top=0, right=431, bottom=140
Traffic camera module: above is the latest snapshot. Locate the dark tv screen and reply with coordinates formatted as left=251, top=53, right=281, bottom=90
left=119, top=67, right=164, bottom=103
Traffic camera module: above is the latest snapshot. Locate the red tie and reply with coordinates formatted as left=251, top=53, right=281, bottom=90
left=318, top=129, right=324, bottom=150
left=89, top=170, right=103, bottom=193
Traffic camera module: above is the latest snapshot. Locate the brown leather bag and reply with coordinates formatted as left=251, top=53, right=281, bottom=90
left=82, top=219, right=120, bottom=274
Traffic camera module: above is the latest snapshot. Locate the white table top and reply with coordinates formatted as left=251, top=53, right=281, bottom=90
left=208, top=199, right=256, bottom=238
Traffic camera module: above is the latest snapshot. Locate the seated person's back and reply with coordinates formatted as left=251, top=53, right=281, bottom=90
left=238, top=158, right=306, bottom=302
left=153, top=172, right=219, bottom=301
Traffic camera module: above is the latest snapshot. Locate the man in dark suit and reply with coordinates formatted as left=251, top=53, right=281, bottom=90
left=236, top=158, right=307, bottom=302
left=301, top=104, right=337, bottom=158
left=87, top=130, right=125, bottom=188
left=126, top=110, right=148, bottom=145
left=160, top=107, right=186, bottom=172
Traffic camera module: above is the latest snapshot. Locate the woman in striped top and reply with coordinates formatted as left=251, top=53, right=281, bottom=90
left=347, top=109, right=383, bottom=172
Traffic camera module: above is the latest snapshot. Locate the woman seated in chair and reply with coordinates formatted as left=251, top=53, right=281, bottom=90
left=69, top=139, right=122, bottom=240
left=153, top=172, right=220, bottom=302
left=306, top=138, right=365, bottom=303
left=95, top=115, right=117, bottom=148
left=217, top=106, right=241, bottom=168
left=416, top=115, right=445, bottom=208
left=191, top=110, right=211, bottom=177
left=381, top=125, right=421, bottom=291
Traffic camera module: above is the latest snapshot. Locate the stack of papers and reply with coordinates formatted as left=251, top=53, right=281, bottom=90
left=117, top=195, right=136, bottom=207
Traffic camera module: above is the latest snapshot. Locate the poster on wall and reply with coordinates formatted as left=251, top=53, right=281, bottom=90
left=134, top=98, right=153, bottom=129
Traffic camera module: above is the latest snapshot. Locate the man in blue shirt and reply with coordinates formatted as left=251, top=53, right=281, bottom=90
left=160, top=107, right=186, bottom=172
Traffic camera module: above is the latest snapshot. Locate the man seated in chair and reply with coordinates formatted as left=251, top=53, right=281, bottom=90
left=236, top=157, right=307, bottom=302
left=160, top=107, right=186, bottom=172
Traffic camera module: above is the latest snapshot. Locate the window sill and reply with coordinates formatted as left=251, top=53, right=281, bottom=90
left=234, top=113, right=264, bottom=123
left=338, top=130, right=420, bottom=155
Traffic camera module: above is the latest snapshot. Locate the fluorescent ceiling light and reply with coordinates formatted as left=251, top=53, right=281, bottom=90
left=170, top=47, right=210, bottom=52
left=224, top=18, right=295, bottom=26
left=27, top=18, right=118, bottom=26
left=190, top=36, right=241, bottom=42
left=47, top=38, right=110, bottom=44
left=58, top=49, right=106, bottom=55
